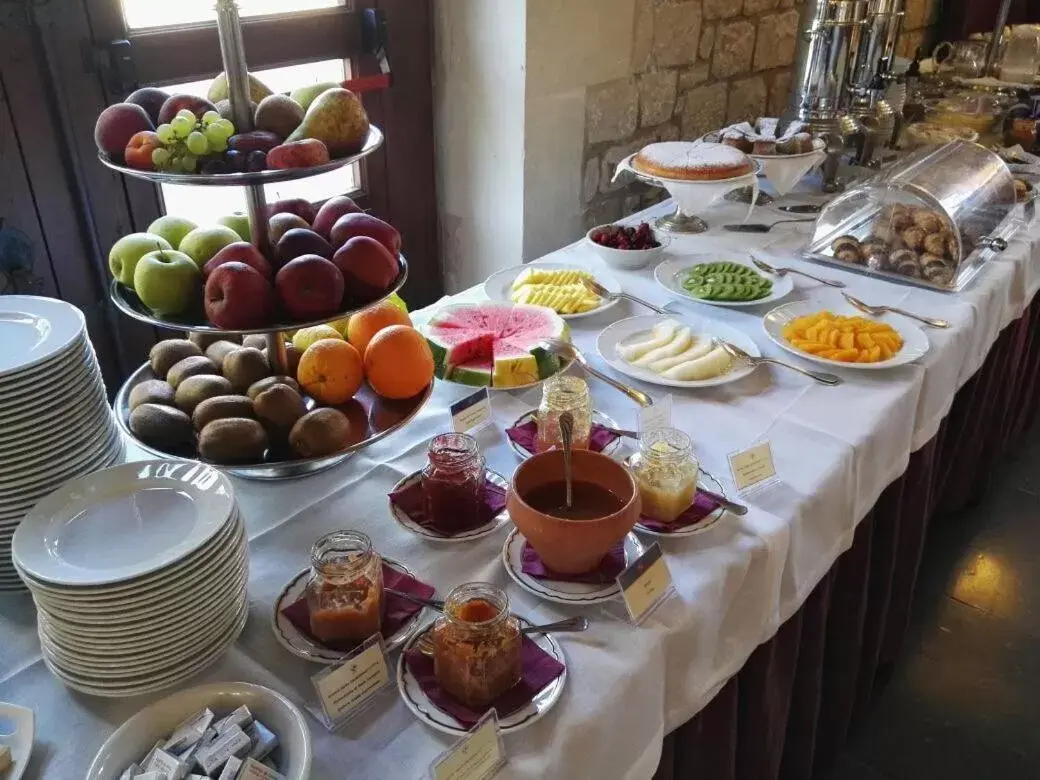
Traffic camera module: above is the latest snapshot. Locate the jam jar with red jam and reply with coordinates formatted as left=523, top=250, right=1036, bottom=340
left=421, top=433, right=485, bottom=531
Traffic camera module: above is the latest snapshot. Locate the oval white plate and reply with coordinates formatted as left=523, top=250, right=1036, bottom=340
left=483, top=262, right=621, bottom=320
left=501, top=528, right=644, bottom=605
left=762, top=301, right=930, bottom=370
left=0, top=296, right=85, bottom=378
left=396, top=616, right=567, bottom=736
left=506, top=409, right=624, bottom=461
left=389, top=470, right=511, bottom=543
left=271, top=557, right=427, bottom=664
left=13, top=460, right=234, bottom=586
left=655, top=254, right=793, bottom=309
left=597, top=314, right=760, bottom=390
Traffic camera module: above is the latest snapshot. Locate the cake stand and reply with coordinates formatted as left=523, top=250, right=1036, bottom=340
left=102, top=0, right=430, bottom=479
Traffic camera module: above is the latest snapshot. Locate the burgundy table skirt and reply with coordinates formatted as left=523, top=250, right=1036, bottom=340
left=655, top=299, right=1040, bottom=780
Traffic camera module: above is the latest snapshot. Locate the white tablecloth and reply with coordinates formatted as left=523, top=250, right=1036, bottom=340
left=2, top=197, right=1039, bottom=780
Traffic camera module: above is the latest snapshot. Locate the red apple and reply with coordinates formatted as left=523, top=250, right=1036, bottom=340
left=329, top=213, right=401, bottom=256
left=276, top=228, right=333, bottom=265
left=158, top=94, right=218, bottom=125
left=265, top=198, right=316, bottom=225
left=125, top=88, right=170, bottom=126
left=266, top=139, right=330, bottom=170
left=311, top=196, right=362, bottom=238
left=204, top=261, right=275, bottom=329
left=203, top=241, right=273, bottom=280
left=124, top=131, right=162, bottom=170
left=275, top=255, right=344, bottom=321
left=268, top=213, right=310, bottom=244
left=95, top=103, right=154, bottom=157
left=331, top=236, right=399, bottom=304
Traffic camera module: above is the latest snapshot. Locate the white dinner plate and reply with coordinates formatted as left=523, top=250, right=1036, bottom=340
left=762, top=300, right=930, bottom=370
left=654, top=254, right=793, bottom=309
left=0, top=366, right=106, bottom=429
left=506, top=409, right=624, bottom=461
left=13, top=460, right=235, bottom=586
left=0, top=417, right=120, bottom=490
left=597, top=314, right=759, bottom=389
left=483, top=261, right=621, bottom=320
left=501, top=528, right=644, bottom=605
left=396, top=617, right=567, bottom=736
left=388, top=469, right=512, bottom=543
left=0, top=334, right=90, bottom=397
left=0, top=703, right=34, bottom=780
left=0, top=407, right=116, bottom=472
left=0, top=296, right=85, bottom=378
left=271, top=557, right=426, bottom=665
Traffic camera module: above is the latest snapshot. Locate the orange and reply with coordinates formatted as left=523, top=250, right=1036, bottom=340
left=297, top=339, right=364, bottom=405
left=364, top=325, right=434, bottom=399
left=347, top=301, right=412, bottom=357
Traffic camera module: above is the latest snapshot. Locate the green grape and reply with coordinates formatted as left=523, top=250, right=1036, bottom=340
left=155, top=124, right=176, bottom=145
left=210, top=119, right=235, bottom=140
left=204, top=124, right=228, bottom=148
left=201, top=111, right=221, bottom=127
left=176, top=108, right=197, bottom=122
left=180, top=154, right=198, bottom=172
left=208, top=135, right=228, bottom=153
left=186, top=131, right=209, bottom=156
left=151, top=147, right=172, bottom=168
left=171, top=116, right=193, bottom=138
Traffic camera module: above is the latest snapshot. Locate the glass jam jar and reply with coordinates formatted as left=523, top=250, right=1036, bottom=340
left=432, top=582, right=522, bottom=708
left=306, top=531, right=384, bottom=646
left=535, top=375, right=592, bottom=452
left=422, top=433, right=485, bottom=531
left=629, top=428, right=699, bottom=523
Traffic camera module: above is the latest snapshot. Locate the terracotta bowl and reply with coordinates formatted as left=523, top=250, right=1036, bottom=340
left=506, top=449, right=641, bottom=574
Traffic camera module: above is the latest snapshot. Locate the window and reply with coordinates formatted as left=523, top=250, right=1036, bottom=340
left=121, top=0, right=345, bottom=31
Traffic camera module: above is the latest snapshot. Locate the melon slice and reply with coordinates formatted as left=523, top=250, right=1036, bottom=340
left=499, top=337, right=560, bottom=379
left=451, top=357, right=493, bottom=386
left=492, top=340, right=540, bottom=387
left=425, top=326, right=493, bottom=378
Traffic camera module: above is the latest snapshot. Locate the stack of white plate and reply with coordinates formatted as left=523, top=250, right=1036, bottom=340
left=0, top=296, right=123, bottom=591
left=11, top=460, right=248, bottom=697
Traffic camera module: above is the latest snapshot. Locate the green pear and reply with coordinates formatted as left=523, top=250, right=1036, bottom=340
left=217, top=212, right=251, bottom=242
left=147, top=215, right=197, bottom=249
left=109, top=232, right=172, bottom=287
left=133, top=248, right=200, bottom=316
left=207, top=71, right=272, bottom=105
left=288, top=82, right=339, bottom=111
left=286, top=88, right=370, bottom=157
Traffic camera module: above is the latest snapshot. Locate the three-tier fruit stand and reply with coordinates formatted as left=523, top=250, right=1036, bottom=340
left=103, top=0, right=432, bottom=479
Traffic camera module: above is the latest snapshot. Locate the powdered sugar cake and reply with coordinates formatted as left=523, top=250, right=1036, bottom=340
left=633, top=142, right=753, bottom=181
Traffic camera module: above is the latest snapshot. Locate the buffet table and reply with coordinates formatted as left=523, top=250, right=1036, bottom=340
left=2, top=196, right=1039, bottom=780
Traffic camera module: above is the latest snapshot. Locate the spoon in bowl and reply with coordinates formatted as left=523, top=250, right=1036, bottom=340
left=538, top=338, right=654, bottom=408
left=559, top=411, right=574, bottom=510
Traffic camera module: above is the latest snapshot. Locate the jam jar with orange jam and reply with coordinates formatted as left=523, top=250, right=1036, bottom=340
left=305, top=531, right=384, bottom=646
left=421, top=433, right=485, bottom=531
left=432, top=582, right=522, bottom=708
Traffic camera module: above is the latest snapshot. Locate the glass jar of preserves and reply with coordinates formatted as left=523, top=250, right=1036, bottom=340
left=629, top=428, right=699, bottom=522
left=422, top=433, right=485, bottom=531
left=306, top=531, right=384, bottom=645
left=535, top=375, right=592, bottom=452
left=432, top=582, right=522, bottom=708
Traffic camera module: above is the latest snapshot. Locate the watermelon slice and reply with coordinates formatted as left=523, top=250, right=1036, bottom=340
left=491, top=340, right=540, bottom=387
left=451, top=357, right=493, bottom=386
left=425, top=326, right=493, bottom=378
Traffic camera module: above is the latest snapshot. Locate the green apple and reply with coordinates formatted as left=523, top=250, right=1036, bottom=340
left=178, top=225, right=241, bottom=269
left=147, top=215, right=197, bottom=249
left=216, top=212, right=251, bottom=242
left=289, top=82, right=338, bottom=111
left=133, top=248, right=201, bottom=316
left=108, top=233, right=172, bottom=287
left=386, top=292, right=407, bottom=313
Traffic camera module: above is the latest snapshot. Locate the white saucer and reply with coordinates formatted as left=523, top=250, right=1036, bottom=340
left=506, top=409, right=624, bottom=461
left=633, top=470, right=729, bottom=538
left=388, top=470, right=511, bottom=542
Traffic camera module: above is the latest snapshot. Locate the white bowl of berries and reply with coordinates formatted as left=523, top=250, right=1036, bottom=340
left=585, top=222, right=670, bottom=271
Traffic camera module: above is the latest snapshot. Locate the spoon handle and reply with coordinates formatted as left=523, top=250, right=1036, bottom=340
left=560, top=412, right=574, bottom=509
left=759, top=357, right=842, bottom=385
left=887, top=306, right=950, bottom=329
left=521, top=616, right=589, bottom=635
left=785, top=268, right=846, bottom=288
left=619, top=291, right=671, bottom=316
left=387, top=589, right=445, bottom=611
left=579, top=359, right=655, bottom=407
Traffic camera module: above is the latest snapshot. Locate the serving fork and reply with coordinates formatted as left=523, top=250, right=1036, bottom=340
left=717, top=340, right=842, bottom=386
left=841, top=292, right=950, bottom=329
left=751, top=256, right=845, bottom=288
left=538, top=338, right=654, bottom=408
left=580, top=277, right=670, bottom=315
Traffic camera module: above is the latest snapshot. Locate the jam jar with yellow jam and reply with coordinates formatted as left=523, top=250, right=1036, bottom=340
left=306, top=531, right=384, bottom=646
left=432, top=582, right=522, bottom=708
left=629, top=427, right=699, bottom=522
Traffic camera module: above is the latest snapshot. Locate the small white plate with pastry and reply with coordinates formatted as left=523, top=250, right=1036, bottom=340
left=483, top=262, right=621, bottom=320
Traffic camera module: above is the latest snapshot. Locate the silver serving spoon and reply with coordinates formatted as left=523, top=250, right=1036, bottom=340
left=718, top=340, right=842, bottom=386
left=414, top=616, right=590, bottom=656
left=723, top=217, right=816, bottom=233
left=751, top=255, right=846, bottom=288
left=581, top=277, right=670, bottom=315
left=538, top=338, right=654, bottom=408
left=559, top=411, right=574, bottom=510
left=841, top=291, right=950, bottom=329
left=774, top=203, right=824, bottom=214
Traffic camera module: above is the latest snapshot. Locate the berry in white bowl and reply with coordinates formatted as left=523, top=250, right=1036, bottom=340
left=585, top=222, right=669, bottom=270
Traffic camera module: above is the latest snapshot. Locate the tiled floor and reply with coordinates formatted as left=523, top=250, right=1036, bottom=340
left=829, top=428, right=1040, bottom=779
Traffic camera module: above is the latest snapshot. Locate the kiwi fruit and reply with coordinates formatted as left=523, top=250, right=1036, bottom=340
left=254, top=384, right=307, bottom=438
left=166, top=355, right=218, bottom=389
left=222, top=347, right=270, bottom=393
left=174, top=374, right=233, bottom=415
left=289, top=407, right=352, bottom=457
left=149, top=340, right=202, bottom=379
left=242, top=334, right=268, bottom=351
left=193, top=395, right=255, bottom=431
left=128, top=379, right=175, bottom=410
left=247, top=375, right=300, bottom=399
left=204, top=340, right=243, bottom=371
left=129, top=404, right=194, bottom=449
left=189, top=331, right=241, bottom=350
left=198, top=417, right=268, bottom=464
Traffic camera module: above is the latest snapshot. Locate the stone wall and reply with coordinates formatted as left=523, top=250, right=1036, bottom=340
left=581, top=0, right=940, bottom=229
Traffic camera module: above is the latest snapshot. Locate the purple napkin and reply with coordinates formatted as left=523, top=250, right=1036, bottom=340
left=506, top=420, right=620, bottom=456
left=388, top=475, right=506, bottom=537
left=281, top=564, right=435, bottom=651
left=521, top=540, right=625, bottom=583
left=637, top=489, right=724, bottom=533
left=403, top=636, right=565, bottom=728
